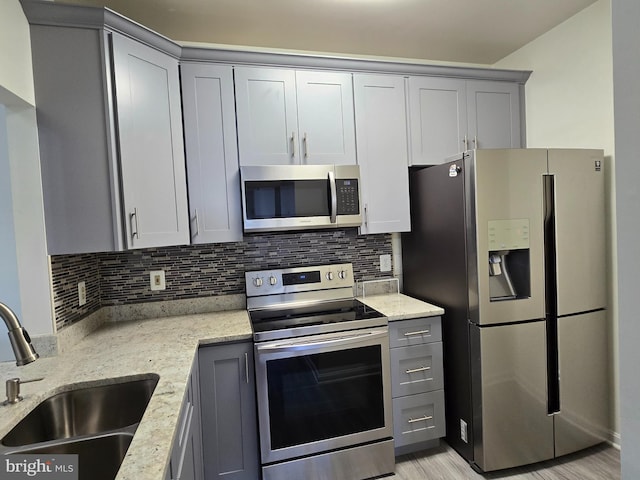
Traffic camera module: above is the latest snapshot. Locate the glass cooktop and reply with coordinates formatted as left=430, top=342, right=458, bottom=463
left=249, top=298, right=386, bottom=342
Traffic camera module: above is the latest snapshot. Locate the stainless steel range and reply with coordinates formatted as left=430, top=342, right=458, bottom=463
left=246, top=263, right=394, bottom=480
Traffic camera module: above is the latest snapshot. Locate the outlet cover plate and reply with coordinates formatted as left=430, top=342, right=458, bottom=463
left=78, top=281, right=87, bottom=306
left=150, top=270, right=166, bottom=291
left=380, top=254, right=392, bottom=272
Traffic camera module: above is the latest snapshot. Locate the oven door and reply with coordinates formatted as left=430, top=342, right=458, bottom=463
left=254, top=327, right=392, bottom=464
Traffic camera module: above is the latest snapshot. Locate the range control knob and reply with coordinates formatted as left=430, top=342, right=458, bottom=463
left=269, top=276, right=278, bottom=286
left=326, top=272, right=335, bottom=281
left=253, top=277, right=263, bottom=287
left=338, top=270, right=348, bottom=280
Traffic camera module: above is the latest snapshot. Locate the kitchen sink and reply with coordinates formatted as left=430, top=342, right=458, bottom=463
left=1, top=375, right=159, bottom=447
left=7, top=433, right=133, bottom=480
left=0, top=375, right=159, bottom=480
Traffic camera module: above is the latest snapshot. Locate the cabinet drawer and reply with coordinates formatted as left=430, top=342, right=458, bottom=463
left=389, top=317, right=441, bottom=348
left=392, top=390, right=445, bottom=448
left=390, top=342, right=443, bottom=397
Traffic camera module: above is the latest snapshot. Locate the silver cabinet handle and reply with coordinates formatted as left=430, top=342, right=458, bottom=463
left=463, top=135, right=468, bottom=151
left=473, top=135, right=478, bottom=149
left=403, top=329, right=430, bottom=337
left=291, top=132, right=296, bottom=159
left=130, top=208, right=139, bottom=240
left=244, top=352, right=249, bottom=384
left=193, top=209, right=200, bottom=237
left=303, top=132, right=309, bottom=160
left=408, top=415, right=433, bottom=424
left=406, top=366, right=431, bottom=374
left=364, top=204, right=368, bottom=227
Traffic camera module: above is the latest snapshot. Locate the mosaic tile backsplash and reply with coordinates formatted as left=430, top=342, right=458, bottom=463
left=50, top=229, right=393, bottom=330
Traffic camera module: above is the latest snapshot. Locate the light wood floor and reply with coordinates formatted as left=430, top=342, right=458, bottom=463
left=393, top=443, right=620, bottom=480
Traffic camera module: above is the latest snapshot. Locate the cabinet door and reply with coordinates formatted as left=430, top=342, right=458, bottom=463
left=111, top=32, right=189, bottom=249
left=181, top=63, right=242, bottom=244
left=235, top=67, right=298, bottom=165
left=296, top=71, right=356, bottom=165
left=408, top=76, right=467, bottom=165
left=466, top=80, right=521, bottom=149
left=199, top=343, right=259, bottom=480
left=353, top=74, right=410, bottom=234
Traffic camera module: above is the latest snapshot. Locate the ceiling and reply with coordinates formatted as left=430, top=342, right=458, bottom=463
left=59, top=0, right=599, bottom=65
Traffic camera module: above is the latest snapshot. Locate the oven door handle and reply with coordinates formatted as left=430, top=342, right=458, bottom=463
left=256, top=329, right=388, bottom=353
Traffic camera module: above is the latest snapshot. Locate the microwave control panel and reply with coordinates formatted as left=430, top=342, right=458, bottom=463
left=336, top=179, right=360, bottom=215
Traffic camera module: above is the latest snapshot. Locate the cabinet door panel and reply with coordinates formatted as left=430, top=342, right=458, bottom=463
left=354, top=74, right=410, bottom=234
left=181, top=63, right=242, bottom=244
left=296, top=71, right=356, bottom=165
left=111, top=33, right=189, bottom=249
left=409, top=77, right=467, bottom=165
left=199, top=343, right=259, bottom=480
left=467, top=80, right=521, bottom=149
left=235, top=67, right=298, bottom=165
left=390, top=342, right=444, bottom=397
left=392, top=390, right=445, bottom=448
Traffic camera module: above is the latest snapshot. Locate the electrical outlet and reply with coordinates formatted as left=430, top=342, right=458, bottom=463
left=380, top=254, right=392, bottom=272
left=150, top=270, right=166, bottom=291
left=460, top=419, right=468, bottom=443
left=78, top=281, right=87, bottom=306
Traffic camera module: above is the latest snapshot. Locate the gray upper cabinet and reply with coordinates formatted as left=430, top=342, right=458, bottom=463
left=22, top=1, right=189, bottom=254
left=408, top=77, right=522, bottom=165
left=353, top=74, right=411, bottom=234
left=181, top=63, right=243, bottom=244
left=466, top=80, right=522, bottom=150
left=234, top=66, right=356, bottom=166
left=409, top=77, right=468, bottom=165
left=111, top=34, right=190, bottom=250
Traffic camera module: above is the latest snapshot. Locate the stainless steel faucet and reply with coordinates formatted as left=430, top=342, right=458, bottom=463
left=0, top=302, right=38, bottom=366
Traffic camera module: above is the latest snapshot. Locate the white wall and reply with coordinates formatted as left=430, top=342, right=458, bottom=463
left=611, top=0, right=640, bottom=477
left=494, top=0, right=619, bottom=440
left=0, top=0, right=53, bottom=362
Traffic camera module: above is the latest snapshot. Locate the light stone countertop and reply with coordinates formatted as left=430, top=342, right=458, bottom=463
left=0, top=309, right=252, bottom=480
left=359, top=293, right=444, bottom=321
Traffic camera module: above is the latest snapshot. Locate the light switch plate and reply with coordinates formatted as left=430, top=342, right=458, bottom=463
left=150, top=270, right=166, bottom=291
left=380, top=254, right=392, bottom=272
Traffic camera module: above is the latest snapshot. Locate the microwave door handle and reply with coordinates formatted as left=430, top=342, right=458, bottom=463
left=329, top=170, right=337, bottom=224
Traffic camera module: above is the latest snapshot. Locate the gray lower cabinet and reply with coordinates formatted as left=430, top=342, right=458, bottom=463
left=198, top=342, right=259, bottom=480
left=389, top=316, right=446, bottom=455
left=167, top=356, right=204, bottom=480
left=22, top=2, right=189, bottom=254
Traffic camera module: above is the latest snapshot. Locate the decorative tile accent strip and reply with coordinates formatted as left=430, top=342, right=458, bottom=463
left=50, top=229, right=392, bottom=330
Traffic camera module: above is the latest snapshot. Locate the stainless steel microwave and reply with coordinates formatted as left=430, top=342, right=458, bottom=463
left=240, top=165, right=362, bottom=233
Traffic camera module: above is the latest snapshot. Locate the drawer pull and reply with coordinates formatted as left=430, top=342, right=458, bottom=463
left=404, top=329, right=430, bottom=337
left=406, top=366, right=431, bottom=374
left=408, top=414, right=433, bottom=424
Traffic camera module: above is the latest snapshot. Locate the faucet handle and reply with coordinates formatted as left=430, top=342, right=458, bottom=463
left=3, top=377, right=44, bottom=405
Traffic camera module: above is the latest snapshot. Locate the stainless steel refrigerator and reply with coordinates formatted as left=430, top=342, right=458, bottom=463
left=402, top=149, right=609, bottom=472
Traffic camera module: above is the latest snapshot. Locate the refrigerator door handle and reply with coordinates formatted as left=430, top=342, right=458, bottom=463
left=543, top=174, right=560, bottom=415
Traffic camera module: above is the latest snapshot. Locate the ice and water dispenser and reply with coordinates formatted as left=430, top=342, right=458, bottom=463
left=487, top=219, right=531, bottom=301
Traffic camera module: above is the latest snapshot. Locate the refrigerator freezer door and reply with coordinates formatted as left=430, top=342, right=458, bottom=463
left=472, top=321, right=554, bottom=471
left=472, top=149, right=547, bottom=325
left=555, top=310, right=609, bottom=456
left=547, top=149, right=606, bottom=315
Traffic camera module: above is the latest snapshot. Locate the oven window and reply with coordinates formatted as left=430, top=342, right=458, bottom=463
left=245, top=180, right=330, bottom=219
left=266, top=345, right=385, bottom=449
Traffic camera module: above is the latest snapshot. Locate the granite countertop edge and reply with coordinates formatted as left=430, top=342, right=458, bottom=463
left=358, top=293, right=445, bottom=321
left=0, top=308, right=253, bottom=480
